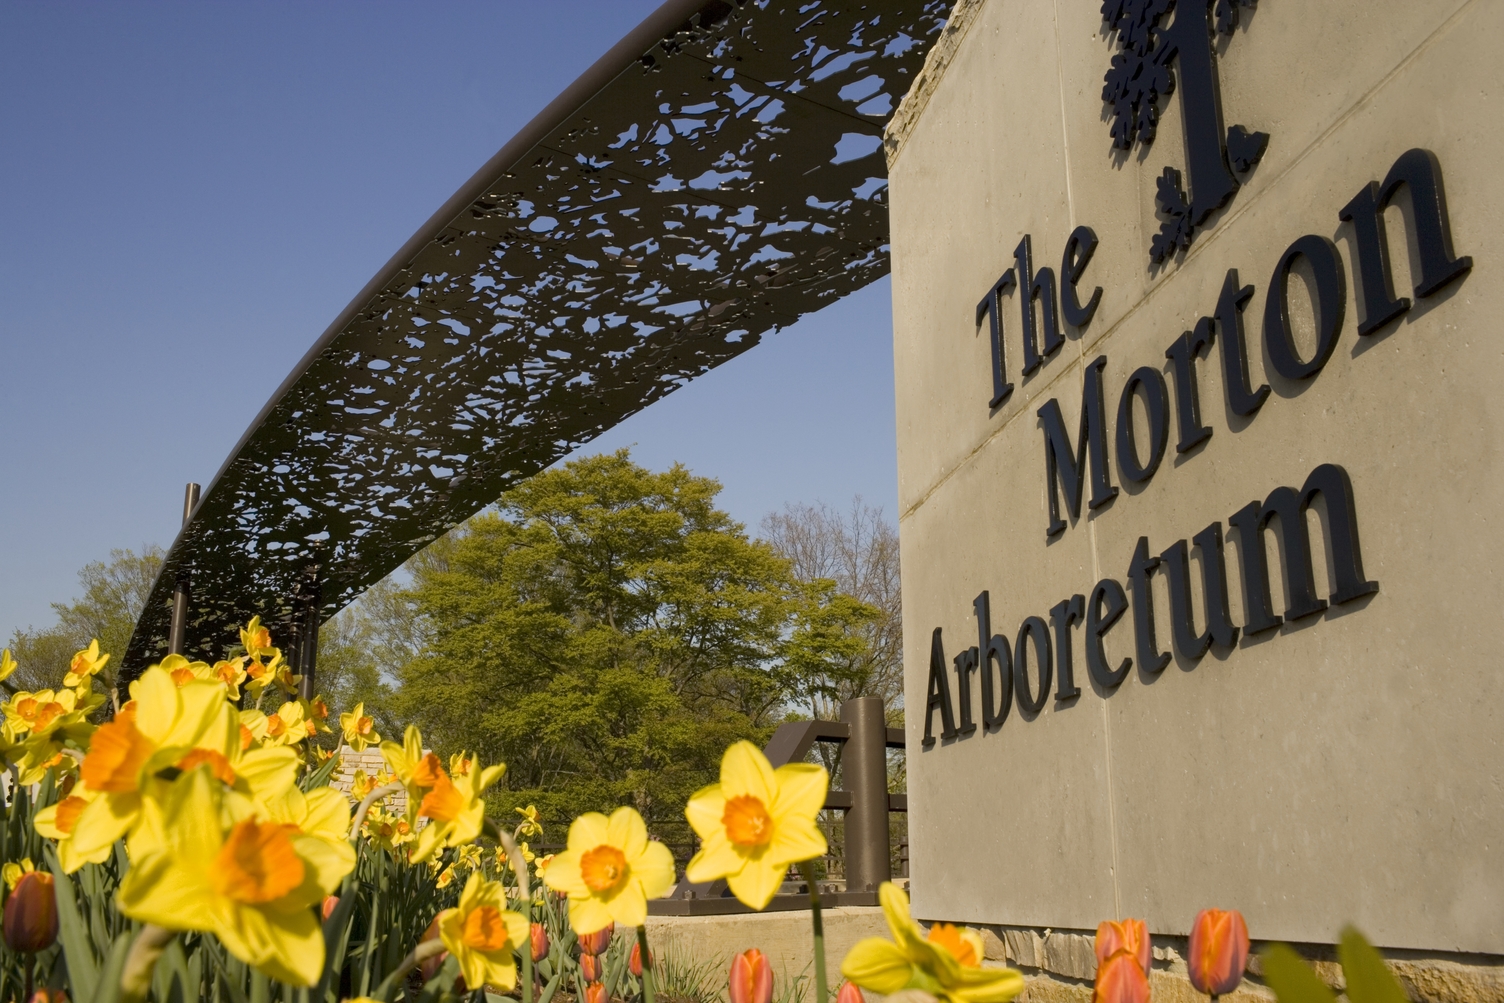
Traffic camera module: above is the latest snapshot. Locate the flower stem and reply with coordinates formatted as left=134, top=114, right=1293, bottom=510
left=636, top=926, right=656, bottom=1003
left=120, top=924, right=176, bottom=1003
left=798, top=862, right=828, bottom=1003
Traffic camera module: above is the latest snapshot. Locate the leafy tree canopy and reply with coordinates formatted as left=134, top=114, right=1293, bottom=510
left=385, top=450, right=877, bottom=826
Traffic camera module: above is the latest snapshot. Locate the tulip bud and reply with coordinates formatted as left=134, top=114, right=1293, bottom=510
left=1095, top=919, right=1150, bottom=974
left=630, top=940, right=653, bottom=977
left=729, top=949, right=774, bottom=1003
left=30, top=990, right=69, bottom=1003
left=531, top=922, right=550, bottom=963
left=419, top=916, right=447, bottom=983
left=1188, top=909, right=1249, bottom=997
left=578, top=923, right=614, bottom=956
left=322, top=896, right=340, bottom=921
left=1093, top=951, right=1150, bottom=1003
left=3, top=871, right=59, bottom=954
left=584, top=983, right=607, bottom=1003
left=836, top=982, right=865, bottom=1003
left=580, top=952, right=603, bottom=983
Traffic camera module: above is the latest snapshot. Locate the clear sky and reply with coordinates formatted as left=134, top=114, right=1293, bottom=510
left=0, top=2, right=899, bottom=643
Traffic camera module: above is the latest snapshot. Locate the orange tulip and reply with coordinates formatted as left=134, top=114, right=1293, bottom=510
left=836, top=982, right=864, bottom=1003
left=580, top=952, right=603, bottom=983
left=578, top=923, right=614, bottom=956
left=531, top=922, right=550, bottom=963
left=1187, top=909, right=1249, bottom=997
left=321, top=895, right=339, bottom=921
left=29, top=991, right=69, bottom=1003
left=630, top=940, right=652, bottom=977
left=584, top=983, right=608, bottom=1003
left=1095, top=918, right=1151, bottom=973
left=419, top=915, right=447, bottom=983
left=3, top=871, right=59, bottom=953
left=1093, top=950, right=1149, bottom=1003
left=729, top=949, right=774, bottom=1003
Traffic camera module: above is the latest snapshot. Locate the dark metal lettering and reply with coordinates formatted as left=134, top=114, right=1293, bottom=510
left=1116, top=366, right=1171, bottom=484
left=1015, top=235, right=1064, bottom=376
left=975, top=269, right=1018, bottom=408
left=1165, top=318, right=1215, bottom=453
left=974, top=591, right=1012, bottom=729
left=1050, top=594, right=1086, bottom=700
left=1190, top=521, right=1240, bottom=650
left=1038, top=356, right=1118, bottom=535
left=1014, top=615, right=1053, bottom=715
left=1214, top=269, right=1270, bottom=418
left=1085, top=578, right=1132, bottom=690
left=1127, top=536, right=1171, bottom=675
left=1060, top=226, right=1103, bottom=328
left=1264, top=234, right=1346, bottom=382
left=953, top=647, right=979, bottom=736
left=923, top=627, right=958, bottom=747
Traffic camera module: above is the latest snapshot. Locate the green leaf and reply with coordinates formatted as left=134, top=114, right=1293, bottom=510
left=44, top=844, right=100, bottom=1003
left=1260, top=945, right=1337, bottom=1003
left=538, top=969, right=563, bottom=1003
left=301, top=750, right=343, bottom=792
left=1338, top=927, right=1407, bottom=1003
left=92, top=930, right=134, bottom=1003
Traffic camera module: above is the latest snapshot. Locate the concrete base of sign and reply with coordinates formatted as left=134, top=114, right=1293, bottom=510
left=977, top=924, right=1504, bottom=1003
left=641, top=907, right=889, bottom=989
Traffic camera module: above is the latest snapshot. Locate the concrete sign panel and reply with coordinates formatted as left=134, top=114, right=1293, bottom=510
left=892, top=0, right=1501, bottom=953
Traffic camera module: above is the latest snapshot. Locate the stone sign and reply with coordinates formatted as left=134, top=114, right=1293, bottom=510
left=891, top=0, right=1501, bottom=954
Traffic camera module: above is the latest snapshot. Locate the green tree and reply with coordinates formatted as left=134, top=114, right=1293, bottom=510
left=5, top=546, right=163, bottom=695
left=385, top=450, right=875, bottom=829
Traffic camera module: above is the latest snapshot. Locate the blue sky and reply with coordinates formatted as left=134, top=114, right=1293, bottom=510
left=0, top=2, right=899, bottom=642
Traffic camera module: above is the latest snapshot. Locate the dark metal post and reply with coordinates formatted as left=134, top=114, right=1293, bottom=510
left=166, top=483, right=201, bottom=656
left=297, top=597, right=319, bottom=700
left=839, top=696, right=890, bottom=893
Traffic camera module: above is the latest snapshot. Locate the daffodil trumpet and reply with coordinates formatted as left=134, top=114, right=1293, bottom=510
left=798, top=860, right=830, bottom=1003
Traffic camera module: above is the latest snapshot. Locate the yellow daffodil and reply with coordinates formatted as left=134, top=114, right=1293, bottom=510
left=543, top=807, right=675, bottom=933
left=841, top=884, right=1023, bottom=1003
left=3, top=689, right=79, bottom=738
left=436, top=873, right=528, bottom=992
left=259, top=785, right=357, bottom=878
left=63, top=640, right=110, bottom=690
left=0, top=649, right=15, bottom=685
left=211, top=658, right=248, bottom=699
left=68, top=667, right=298, bottom=869
left=515, top=804, right=543, bottom=839
left=449, top=752, right=473, bottom=776
left=684, top=740, right=829, bottom=909
left=117, top=766, right=352, bottom=987
left=497, top=839, right=537, bottom=871
left=2, top=858, right=34, bottom=891
left=363, top=805, right=414, bottom=851
left=349, top=769, right=377, bottom=802
left=262, top=701, right=308, bottom=746
left=34, top=784, right=108, bottom=872
left=435, top=864, right=457, bottom=889
left=411, top=754, right=505, bottom=864
left=456, top=843, right=483, bottom=870
left=380, top=725, right=443, bottom=820
left=240, top=616, right=276, bottom=660
left=155, top=654, right=214, bottom=689
left=339, top=702, right=381, bottom=752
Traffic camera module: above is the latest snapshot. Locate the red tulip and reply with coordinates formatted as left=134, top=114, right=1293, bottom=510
left=531, top=922, right=550, bottom=963
left=836, top=982, right=864, bottom=1003
left=729, top=949, right=774, bottom=1003
left=1188, top=909, right=1249, bottom=997
left=578, top=923, right=614, bottom=956
left=321, top=896, right=339, bottom=921
left=630, top=941, right=653, bottom=977
left=3, top=871, right=59, bottom=953
left=1095, top=919, right=1151, bottom=973
left=1093, top=950, right=1150, bottom=1003
left=584, top=983, right=607, bottom=1003
left=419, top=916, right=447, bottom=983
left=580, top=953, right=603, bottom=984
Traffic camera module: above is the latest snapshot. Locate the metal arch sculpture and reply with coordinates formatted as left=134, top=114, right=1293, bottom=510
left=124, top=0, right=955, bottom=677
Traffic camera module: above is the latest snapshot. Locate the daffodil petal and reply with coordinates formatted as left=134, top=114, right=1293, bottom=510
left=684, top=831, right=745, bottom=884
left=569, top=894, right=616, bottom=937
left=684, top=783, right=727, bottom=840
left=609, top=805, right=650, bottom=859
left=772, top=762, right=828, bottom=819
left=543, top=850, right=588, bottom=896
left=567, top=811, right=612, bottom=853
left=607, top=880, right=648, bottom=928
left=631, top=839, right=677, bottom=900
left=725, top=856, right=785, bottom=911
left=720, top=740, right=777, bottom=804
left=841, top=938, right=915, bottom=995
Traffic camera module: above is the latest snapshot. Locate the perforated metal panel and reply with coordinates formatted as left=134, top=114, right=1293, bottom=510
left=125, top=0, right=954, bottom=674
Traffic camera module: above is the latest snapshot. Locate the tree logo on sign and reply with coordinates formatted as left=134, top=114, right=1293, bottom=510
left=1101, top=0, right=1269, bottom=264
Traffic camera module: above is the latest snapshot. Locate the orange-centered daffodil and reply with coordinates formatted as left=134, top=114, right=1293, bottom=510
left=543, top=807, right=675, bottom=934
left=339, top=701, right=381, bottom=752
left=841, top=883, right=1023, bottom=1003
left=437, top=872, right=529, bottom=992
left=683, top=740, right=829, bottom=909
